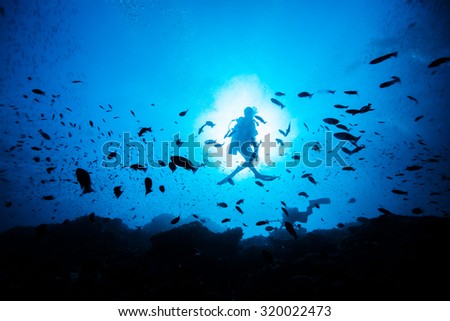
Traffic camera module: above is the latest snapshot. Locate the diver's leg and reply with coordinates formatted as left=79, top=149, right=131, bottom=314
left=217, top=165, right=244, bottom=185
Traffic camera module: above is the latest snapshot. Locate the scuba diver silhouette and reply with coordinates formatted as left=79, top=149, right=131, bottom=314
left=218, top=106, right=278, bottom=185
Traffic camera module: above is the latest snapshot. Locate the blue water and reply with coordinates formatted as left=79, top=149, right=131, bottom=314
left=1, top=0, right=449, bottom=238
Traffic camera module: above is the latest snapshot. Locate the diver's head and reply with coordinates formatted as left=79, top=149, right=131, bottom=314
left=244, top=106, right=257, bottom=118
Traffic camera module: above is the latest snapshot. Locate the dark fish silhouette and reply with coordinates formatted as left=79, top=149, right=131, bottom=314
left=406, top=165, right=422, bottom=171
left=138, top=127, right=152, bottom=136
left=334, top=132, right=361, bottom=144
left=130, top=110, right=136, bottom=117
left=89, top=120, right=94, bottom=127
left=378, top=207, right=394, bottom=215
left=198, top=121, right=215, bottom=134
left=275, top=91, right=285, bottom=96
left=168, top=162, right=177, bottom=173
left=113, top=186, right=123, bottom=198
left=348, top=198, right=356, bottom=203
left=379, top=76, right=400, bottom=88
left=279, top=121, right=291, bottom=137
left=144, top=177, right=152, bottom=195
left=412, top=208, right=423, bottom=215
left=171, top=215, right=180, bottom=224
left=307, top=176, right=317, bottom=185
left=344, top=90, right=358, bottom=95
left=130, top=164, right=147, bottom=172
left=270, top=98, right=285, bottom=109
left=32, top=89, right=45, bottom=95
left=179, top=109, right=189, bottom=116
left=255, top=181, right=264, bottom=187
left=369, top=51, right=398, bottom=64
left=284, top=222, right=298, bottom=239
left=254, top=115, right=267, bottom=124
left=282, top=207, right=289, bottom=216
left=42, top=195, right=55, bottom=200
left=170, top=156, right=199, bottom=173
left=256, top=220, right=269, bottom=226
left=391, top=189, right=408, bottom=195
left=217, top=202, right=228, bottom=208
left=337, top=223, right=345, bottom=228
left=323, top=118, right=339, bottom=125
left=334, top=104, right=348, bottom=109
left=76, top=168, right=94, bottom=194
left=221, top=218, right=231, bottom=223
left=343, top=166, right=356, bottom=171
left=72, top=80, right=83, bottom=83
left=428, top=57, right=450, bottom=68
left=275, top=138, right=284, bottom=146
left=297, top=91, right=313, bottom=98
left=159, top=185, right=165, bottom=193
left=235, top=206, right=244, bottom=214
left=38, top=130, right=51, bottom=140
left=298, top=191, right=309, bottom=198
left=236, top=199, right=244, bottom=205
left=336, top=124, right=350, bottom=131
left=414, top=115, right=424, bottom=122
left=407, top=95, right=419, bottom=104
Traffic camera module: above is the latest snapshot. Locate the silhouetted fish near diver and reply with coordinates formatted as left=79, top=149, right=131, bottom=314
left=169, top=156, right=199, bottom=173
left=270, top=98, right=285, bottom=109
left=428, top=57, right=450, bottom=68
left=407, top=95, right=419, bottom=104
left=198, top=121, right=216, bottom=134
left=171, top=215, right=180, bottom=224
left=379, top=76, right=400, bottom=88
left=130, top=164, right=147, bottom=172
left=179, top=109, right=189, bottom=117
left=254, top=115, right=267, bottom=124
left=284, top=222, right=298, bottom=239
left=76, top=168, right=94, bottom=194
left=275, top=91, right=285, bottom=96
left=369, top=51, right=398, bottom=64
left=344, top=90, right=358, bottom=95
left=32, top=88, right=45, bottom=95
left=323, top=118, right=339, bottom=125
left=38, top=129, right=51, bottom=140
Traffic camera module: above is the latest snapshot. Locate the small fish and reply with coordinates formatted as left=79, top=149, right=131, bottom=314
left=343, top=166, right=356, bottom=171
left=235, top=206, right=244, bottom=214
left=42, top=195, right=55, bottom=200
left=303, top=123, right=309, bottom=131
left=32, top=89, right=45, bottom=95
left=254, top=115, right=267, bottom=124
left=297, top=91, right=313, bottom=98
left=159, top=185, right=165, bottom=193
left=76, top=168, right=94, bottom=194
left=170, top=156, right=199, bottom=173
left=130, top=110, right=136, bottom=117
left=236, top=199, right=244, bottom=205
left=378, top=207, right=394, bottom=215
left=192, top=214, right=199, bottom=219
left=204, top=139, right=216, bottom=145
left=270, top=98, right=285, bottom=109
left=406, top=165, right=422, bottom=171
left=307, top=176, right=317, bottom=185
left=348, top=197, right=356, bottom=203
left=275, top=138, right=285, bottom=146
left=281, top=207, right=288, bottom=216
left=138, top=127, right=152, bottom=137
left=323, top=118, right=339, bottom=125
left=275, top=91, right=285, bottom=96
left=107, top=151, right=117, bottom=160
left=334, top=132, right=361, bottom=144
left=89, top=120, right=94, bottom=127
left=217, top=202, right=228, bottom=208
left=171, top=215, right=180, bottom=224
left=334, top=104, right=348, bottom=109
left=256, top=220, right=269, bottom=226
left=221, top=218, right=231, bottom=223
left=292, top=154, right=301, bottom=160
left=130, top=164, right=147, bottom=172
left=281, top=201, right=287, bottom=207
left=391, top=189, right=408, bottom=195
left=298, top=191, right=309, bottom=198
left=265, top=226, right=275, bottom=232
left=113, top=186, right=123, bottom=198
left=205, top=121, right=215, bottom=127
left=336, top=124, right=350, bottom=131
left=427, top=57, right=450, bottom=68
left=369, top=51, right=398, bottom=64
left=407, top=95, right=419, bottom=104
left=144, top=177, right=153, bottom=195
left=168, top=162, right=177, bottom=173
left=344, top=90, right=358, bottom=95
left=179, top=109, right=189, bottom=117
left=71, top=80, right=83, bottom=83
left=38, top=129, right=51, bottom=140
left=278, top=121, right=291, bottom=137
left=411, top=207, right=423, bottom=215
left=255, top=180, right=264, bottom=187
left=379, top=76, right=401, bottom=88
left=414, top=115, right=424, bottom=122
left=284, top=222, right=298, bottom=239
left=346, top=109, right=361, bottom=116
left=337, top=223, right=345, bottom=228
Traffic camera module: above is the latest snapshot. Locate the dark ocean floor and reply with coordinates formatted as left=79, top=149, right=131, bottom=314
left=0, top=213, right=449, bottom=300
